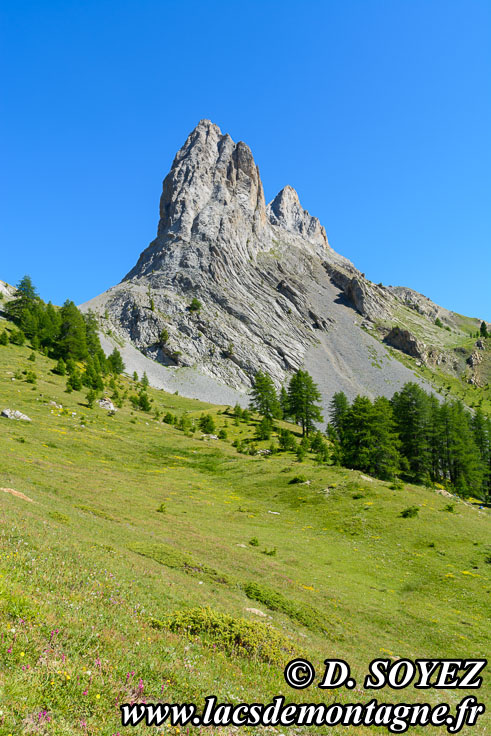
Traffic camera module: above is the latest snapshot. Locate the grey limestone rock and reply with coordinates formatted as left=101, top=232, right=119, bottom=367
left=2, top=408, right=31, bottom=421
left=80, top=120, right=463, bottom=410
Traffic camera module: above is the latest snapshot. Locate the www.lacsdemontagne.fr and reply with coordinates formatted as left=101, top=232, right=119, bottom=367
left=120, top=695, right=485, bottom=733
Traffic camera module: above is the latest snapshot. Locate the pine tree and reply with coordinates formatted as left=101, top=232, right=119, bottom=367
left=0, top=331, right=8, bottom=346
left=52, top=357, right=66, bottom=375
left=287, top=370, right=323, bottom=436
left=84, top=310, right=106, bottom=366
left=39, top=302, right=61, bottom=351
left=471, top=408, right=490, bottom=501
left=107, top=348, right=125, bottom=375
left=391, top=383, right=431, bottom=483
left=340, top=395, right=400, bottom=480
left=85, top=389, right=97, bottom=408
left=440, top=400, right=483, bottom=496
left=368, top=397, right=400, bottom=480
left=249, top=371, right=280, bottom=418
left=480, top=321, right=488, bottom=338
left=329, top=391, right=349, bottom=439
left=66, top=370, right=82, bottom=391
left=141, top=371, right=149, bottom=388
left=199, top=414, right=215, bottom=433
left=138, top=391, right=151, bottom=412
left=255, top=416, right=273, bottom=440
left=5, top=275, right=39, bottom=323
left=279, top=386, right=290, bottom=419
left=58, top=300, right=87, bottom=360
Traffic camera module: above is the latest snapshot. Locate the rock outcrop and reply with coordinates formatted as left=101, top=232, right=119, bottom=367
left=1, top=409, right=31, bottom=421
left=80, top=120, right=479, bottom=408
left=383, top=327, right=426, bottom=361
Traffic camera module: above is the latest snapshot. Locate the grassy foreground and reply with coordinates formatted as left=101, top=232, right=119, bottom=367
left=0, top=339, right=489, bottom=735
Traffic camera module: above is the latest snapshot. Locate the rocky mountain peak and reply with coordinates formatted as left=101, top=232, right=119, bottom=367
left=266, top=184, right=330, bottom=249
left=125, top=120, right=268, bottom=279
left=84, top=120, right=478, bottom=413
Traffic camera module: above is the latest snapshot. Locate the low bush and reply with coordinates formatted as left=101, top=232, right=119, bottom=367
left=288, top=475, right=308, bottom=485
left=161, top=607, right=295, bottom=665
left=243, top=581, right=326, bottom=633
left=128, top=542, right=228, bottom=584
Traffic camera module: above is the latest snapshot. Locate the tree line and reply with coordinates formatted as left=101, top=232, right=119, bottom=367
left=250, top=370, right=490, bottom=500
left=1, top=275, right=125, bottom=384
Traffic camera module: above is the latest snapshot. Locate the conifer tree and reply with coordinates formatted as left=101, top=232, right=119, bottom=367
left=107, top=348, right=125, bottom=375
left=329, top=391, right=349, bottom=440
left=58, top=300, right=88, bottom=360
left=249, top=371, right=280, bottom=418
left=279, top=386, right=290, bottom=419
left=53, top=357, right=66, bottom=375
left=287, top=369, right=323, bottom=436
left=5, top=275, right=38, bottom=323
left=391, top=383, right=431, bottom=482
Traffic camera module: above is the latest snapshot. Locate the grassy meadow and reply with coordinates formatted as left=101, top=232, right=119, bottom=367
left=0, top=337, right=489, bottom=735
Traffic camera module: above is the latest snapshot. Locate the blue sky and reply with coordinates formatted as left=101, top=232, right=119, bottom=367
left=1, top=0, right=490, bottom=318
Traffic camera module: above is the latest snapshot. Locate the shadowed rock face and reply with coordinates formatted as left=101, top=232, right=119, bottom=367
left=81, top=120, right=458, bottom=407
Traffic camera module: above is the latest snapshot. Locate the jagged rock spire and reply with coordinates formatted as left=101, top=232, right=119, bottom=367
left=156, top=119, right=267, bottom=250
left=267, top=185, right=329, bottom=249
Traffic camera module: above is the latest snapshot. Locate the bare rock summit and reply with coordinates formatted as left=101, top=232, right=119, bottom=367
left=81, top=121, right=479, bottom=409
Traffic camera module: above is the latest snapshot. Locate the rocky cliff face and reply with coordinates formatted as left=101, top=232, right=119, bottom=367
left=81, top=120, right=481, bottom=408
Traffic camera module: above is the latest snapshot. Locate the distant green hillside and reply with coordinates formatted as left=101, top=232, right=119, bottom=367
left=0, top=329, right=489, bottom=734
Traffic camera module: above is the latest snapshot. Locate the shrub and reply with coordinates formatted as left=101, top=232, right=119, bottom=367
left=443, top=503, right=455, bottom=513
left=189, top=297, right=202, bottom=312
left=0, top=330, right=8, bottom=345
left=24, top=370, right=37, bottom=384
left=28, top=352, right=36, bottom=362
left=248, top=537, right=259, bottom=547
left=262, top=547, right=277, bottom=556
left=53, top=357, right=66, bottom=375
left=156, top=503, right=166, bottom=513
left=9, top=329, right=26, bottom=346
left=85, top=389, right=97, bottom=408
left=138, top=391, right=151, bottom=412
left=49, top=511, right=70, bottom=524
left=199, top=414, right=215, bottom=433
left=128, top=542, right=228, bottom=584
left=390, top=479, right=404, bottom=490
left=400, top=506, right=419, bottom=518
left=163, top=412, right=175, bottom=424
left=218, top=429, right=227, bottom=439
left=289, top=474, right=308, bottom=484
left=243, top=582, right=326, bottom=633
left=66, top=371, right=82, bottom=391
left=278, top=429, right=296, bottom=451
left=162, top=607, right=295, bottom=665
left=255, top=416, right=272, bottom=440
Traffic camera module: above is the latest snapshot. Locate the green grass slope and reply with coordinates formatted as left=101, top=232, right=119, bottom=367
left=0, top=339, right=489, bottom=735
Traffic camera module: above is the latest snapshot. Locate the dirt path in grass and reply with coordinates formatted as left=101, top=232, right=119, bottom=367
left=1, top=487, right=33, bottom=502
